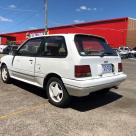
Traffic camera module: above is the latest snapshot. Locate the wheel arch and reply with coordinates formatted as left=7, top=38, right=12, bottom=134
left=0, top=63, right=6, bottom=69
left=43, top=73, right=62, bottom=88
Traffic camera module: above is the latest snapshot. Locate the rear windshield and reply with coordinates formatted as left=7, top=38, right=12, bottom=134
left=74, top=35, right=117, bottom=56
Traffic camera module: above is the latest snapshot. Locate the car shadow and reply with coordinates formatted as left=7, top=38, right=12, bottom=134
left=12, top=79, right=122, bottom=112
left=12, top=79, right=47, bottom=99
left=70, top=91, right=122, bottom=112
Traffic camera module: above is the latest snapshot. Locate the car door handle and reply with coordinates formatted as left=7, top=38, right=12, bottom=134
left=29, top=59, right=33, bottom=64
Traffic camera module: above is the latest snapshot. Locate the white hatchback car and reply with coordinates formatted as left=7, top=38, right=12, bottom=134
left=0, top=34, right=127, bottom=107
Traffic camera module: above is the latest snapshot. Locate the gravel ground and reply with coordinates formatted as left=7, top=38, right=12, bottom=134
left=0, top=54, right=136, bottom=136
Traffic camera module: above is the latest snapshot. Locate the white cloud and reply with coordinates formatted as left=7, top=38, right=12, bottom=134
left=74, top=20, right=85, bottom=23
left=0, top=6, right=36, bottom=13
left=0, top=16, right=13, bottom=22
left=76, top=5, right=97, bottom=12
left=80, top=5, right=88, bottom=10
left=9, top=4, right=16, bottom=9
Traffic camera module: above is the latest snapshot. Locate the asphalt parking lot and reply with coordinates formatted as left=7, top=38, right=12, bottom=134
left=0, top=54, right=136, bottom=136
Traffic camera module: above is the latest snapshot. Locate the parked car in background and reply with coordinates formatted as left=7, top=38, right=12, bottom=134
left=118, top=46, right=130, bottom=59
left=2, top=45, right=19, bottom=54
left=0, top=45, right=8, bottom=53
left=0, top=34, right=127, bottom=107
left=118, top=46, right=136, bottom=58
left=130, top=47, right=136, bottom=57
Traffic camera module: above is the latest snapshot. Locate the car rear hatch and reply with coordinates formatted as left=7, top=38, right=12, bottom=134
left=74, top=34, right=122, bottom=79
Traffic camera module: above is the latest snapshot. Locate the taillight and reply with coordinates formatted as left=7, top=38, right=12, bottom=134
left=75, top=65, right=91, bottom=77
left=118, top=63, right=123, bottom=72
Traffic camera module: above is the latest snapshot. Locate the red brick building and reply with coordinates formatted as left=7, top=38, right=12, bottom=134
left=0, top=17, right=136, bottom=48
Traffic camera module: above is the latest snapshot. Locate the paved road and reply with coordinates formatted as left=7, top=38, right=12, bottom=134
left=0, top=55, right=136, bottom=136
left=0, top=54, right=4, bottom=58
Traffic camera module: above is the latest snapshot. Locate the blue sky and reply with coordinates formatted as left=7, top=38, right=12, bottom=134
left=0, top=0, right=136, bottom=33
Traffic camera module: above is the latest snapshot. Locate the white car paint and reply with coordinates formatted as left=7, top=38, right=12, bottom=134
left=0, top=34, right=127, bottom=97
left=0, top=45, right=7, bottom=53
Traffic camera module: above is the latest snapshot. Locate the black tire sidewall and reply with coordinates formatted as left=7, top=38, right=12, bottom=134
left=46, top=77, right=71, bottom=107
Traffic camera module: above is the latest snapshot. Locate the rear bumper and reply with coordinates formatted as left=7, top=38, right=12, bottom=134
left=63, top=73, right=127, bottom=97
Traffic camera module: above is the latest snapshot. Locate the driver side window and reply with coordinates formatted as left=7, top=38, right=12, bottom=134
left=17, top=38, right=43, bottom=56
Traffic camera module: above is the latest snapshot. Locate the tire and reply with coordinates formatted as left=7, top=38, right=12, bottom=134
left=1, top=65, right=11, bottom=83
left=46, top=77, right=71, bottom=107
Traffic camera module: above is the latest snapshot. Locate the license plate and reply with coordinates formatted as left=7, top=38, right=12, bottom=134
left=102, top=64, right=113, bottom=74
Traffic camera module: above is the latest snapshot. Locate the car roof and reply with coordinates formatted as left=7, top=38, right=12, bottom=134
left=29, top=33, right=105, bottom=40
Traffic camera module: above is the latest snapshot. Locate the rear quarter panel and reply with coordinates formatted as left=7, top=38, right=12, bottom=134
left=34, top=35, right=78, bottom=86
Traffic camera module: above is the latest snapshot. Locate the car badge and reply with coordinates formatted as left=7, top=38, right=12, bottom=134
left=104, top=61, right=108, bottom=63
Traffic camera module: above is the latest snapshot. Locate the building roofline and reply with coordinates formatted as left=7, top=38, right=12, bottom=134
left=0, top=17, right=129, bottom=35
left=50, top=17, right=129, bottom=30
left=128, top=17, right=136, bottom=21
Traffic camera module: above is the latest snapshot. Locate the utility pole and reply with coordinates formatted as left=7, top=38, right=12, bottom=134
left=44, top=0, right=48, bottom=35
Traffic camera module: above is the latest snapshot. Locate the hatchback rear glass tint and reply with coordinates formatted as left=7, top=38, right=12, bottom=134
left=75, top=35, right=117, bottom=56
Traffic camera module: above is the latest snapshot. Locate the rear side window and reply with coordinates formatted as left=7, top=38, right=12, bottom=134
left=42, top=36, right=67, bottom=57
left=75, top=35, right=117, bottom=56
